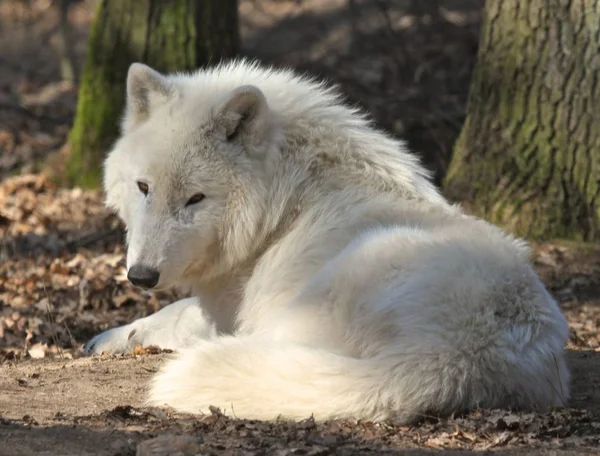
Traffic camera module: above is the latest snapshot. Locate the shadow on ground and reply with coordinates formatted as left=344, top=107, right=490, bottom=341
left=1, top=0, right=483, bottom=184
left=241, top=0, right=483, bottom=183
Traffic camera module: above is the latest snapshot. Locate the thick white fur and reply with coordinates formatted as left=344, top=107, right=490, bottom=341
left=89, top=60, right=570, bottom=423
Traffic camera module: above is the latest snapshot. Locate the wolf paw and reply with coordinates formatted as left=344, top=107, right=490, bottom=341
left=84, top=324, right=141, bottom=355
left=83, top=297, right=217, bottom=356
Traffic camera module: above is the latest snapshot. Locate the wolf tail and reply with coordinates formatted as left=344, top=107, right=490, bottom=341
left=148, top=335, right=568, bottom=422
left=148, top=336, right=420, bottom=422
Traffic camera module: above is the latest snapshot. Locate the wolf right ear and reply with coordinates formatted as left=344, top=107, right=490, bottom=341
left=215, top=85, right=270, bottom=144
left=122, top=63, right=174, bottom=132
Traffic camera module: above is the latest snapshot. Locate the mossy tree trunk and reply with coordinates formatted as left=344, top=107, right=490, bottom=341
left=445, top=0, right=600, bottom=241
left=64, top=0, right=239, bottom=188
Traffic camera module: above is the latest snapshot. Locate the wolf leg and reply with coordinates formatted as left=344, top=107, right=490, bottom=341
left=84, top=297, right=216, bottom=355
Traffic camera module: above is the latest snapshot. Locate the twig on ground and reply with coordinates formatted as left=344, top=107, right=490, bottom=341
left=0, top=102, right=66, bottom=125
left=42, top=284, right=65, bottom=360
left=65, top=228, right=122, bottom=252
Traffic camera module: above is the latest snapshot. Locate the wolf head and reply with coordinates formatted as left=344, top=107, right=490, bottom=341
left=104, top=63, right=279, bottom=290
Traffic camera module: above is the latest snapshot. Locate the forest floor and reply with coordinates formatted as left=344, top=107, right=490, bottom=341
left=1, top=1, right=600, bottom=455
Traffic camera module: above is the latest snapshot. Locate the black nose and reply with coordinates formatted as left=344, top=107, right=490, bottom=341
left=127, top=265, right=160, bottom=289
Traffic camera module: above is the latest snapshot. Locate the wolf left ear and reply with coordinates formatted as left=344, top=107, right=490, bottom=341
left=215, top=85, right=270, bottom=143
left=123, top=63, right=174, bottom=132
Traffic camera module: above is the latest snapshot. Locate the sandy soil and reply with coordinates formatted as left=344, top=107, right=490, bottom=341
left=1, top=350, right=600, bottom=455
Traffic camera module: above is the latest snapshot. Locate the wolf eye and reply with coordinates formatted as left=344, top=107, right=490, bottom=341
left=137, top=181, right=149, bottom=196
left=185, top=193, right=205, bottom=207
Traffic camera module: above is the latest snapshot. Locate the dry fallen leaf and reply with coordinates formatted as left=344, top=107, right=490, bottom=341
left=27, top=342, right=47, bottom=359
left=132, top=344, right=165, bottom=356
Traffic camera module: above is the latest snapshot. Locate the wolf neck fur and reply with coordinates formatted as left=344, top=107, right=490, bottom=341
left=192, top=139, right=446, bottom=332
left=184, top=94, right=449, bottom=326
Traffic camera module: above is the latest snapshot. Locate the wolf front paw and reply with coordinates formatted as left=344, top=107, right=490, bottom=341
left=83, top=324, right=141, bottom=355
left=83, top=297, right=218, bottom=356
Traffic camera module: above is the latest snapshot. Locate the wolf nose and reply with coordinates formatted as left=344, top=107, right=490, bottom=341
left=127, top=265, right=160, bottom=289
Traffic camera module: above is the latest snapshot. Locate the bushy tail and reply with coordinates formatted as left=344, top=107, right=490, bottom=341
left=148, top=335, right=569, bottom=422
left=148, top=337, right=405, bottom=422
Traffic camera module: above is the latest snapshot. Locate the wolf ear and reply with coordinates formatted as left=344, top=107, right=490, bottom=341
left=122, top=63, right=173, bottom=131
left=215, top=85, right=270, bottom=143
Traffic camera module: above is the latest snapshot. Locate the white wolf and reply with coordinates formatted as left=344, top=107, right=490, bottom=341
left=84, top=60, right=570, bottom=423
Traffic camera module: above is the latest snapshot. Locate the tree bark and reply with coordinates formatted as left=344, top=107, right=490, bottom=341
left=444, top=0, right=600, bottom=241
left=64, top=0, right=239, bottom=187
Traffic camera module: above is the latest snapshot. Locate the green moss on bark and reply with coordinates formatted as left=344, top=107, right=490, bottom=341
left=64, top=0, right=239, bottom=188
left=445, top=0, right=600, bottom=241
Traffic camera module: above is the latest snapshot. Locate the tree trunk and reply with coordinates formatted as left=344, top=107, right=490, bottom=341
left=64, top=0, right=239, bottom=187
left=444, top=0, right=600, bottom=241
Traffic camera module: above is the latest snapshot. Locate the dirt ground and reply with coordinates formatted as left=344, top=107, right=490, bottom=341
left=0, top=349, right=600, bottom=455
left=1, top=1, right=600, bottom=455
